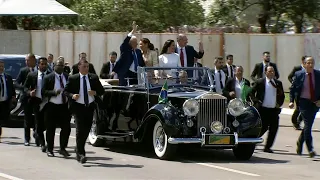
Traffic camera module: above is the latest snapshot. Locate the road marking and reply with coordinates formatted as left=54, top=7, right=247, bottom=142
left=196, top=163, right=260, bottom=177
left=0, top=172, right=24, bottom=180
left=55, top=133, right=76, bottom=139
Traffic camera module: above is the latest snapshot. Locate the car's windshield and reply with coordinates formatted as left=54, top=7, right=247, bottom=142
left=137, top=67, right=213, bottom=88
left=1, top=58, right=26, bottom=79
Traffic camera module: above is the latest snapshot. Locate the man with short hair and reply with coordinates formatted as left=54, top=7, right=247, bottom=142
left=71, top=52, right=96, bottom=75
left=64, top=59, right=104, bottom=163
left=251, top=51, right=280, bottom=82
left=42, top=58, right=71, bottom=157
left=100, top=51, right=118, bottom=79
left=47, top=53, right=54, bottom=72
left=222, top=54, right=236, bottom=78
left=23, top=57, right=50, bottom=148
left=289, top=56, right=320, bottom=158
left=250, top=65, right=285, bottom=153
left=0, top=60, right=16, bottom=142
left=113, top=21, right=145, bottom=86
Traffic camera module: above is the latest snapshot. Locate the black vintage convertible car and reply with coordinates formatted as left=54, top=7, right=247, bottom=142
left=90, top=67, right=263, bottom=160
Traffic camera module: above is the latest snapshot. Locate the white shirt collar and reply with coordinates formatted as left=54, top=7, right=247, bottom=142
left=38, top=70, right=47, bottom=75
left=55, top=72, right=63, bottom=77
left=80, top=72, right=88, bottom=79
left=266, top=77, right=274, bottom=83
left=177, top=44, right=185, bottom=50
left=214, top=67, right=221, bottom=72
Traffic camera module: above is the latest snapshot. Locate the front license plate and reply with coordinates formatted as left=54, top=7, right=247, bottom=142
left=209, top=135, right=230, bottom=145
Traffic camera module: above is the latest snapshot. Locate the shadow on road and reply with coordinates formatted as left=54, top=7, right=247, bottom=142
left=82, top=162, right=144, bottom=168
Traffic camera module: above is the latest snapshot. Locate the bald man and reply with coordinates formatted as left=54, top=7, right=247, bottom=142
left=113, top=21, right=145, bottom=86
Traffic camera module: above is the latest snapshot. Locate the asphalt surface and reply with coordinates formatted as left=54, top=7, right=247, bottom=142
left=0, top=114, right=319, bottom=180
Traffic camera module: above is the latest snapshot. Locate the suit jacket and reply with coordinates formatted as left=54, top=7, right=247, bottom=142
left=71, top=63, right=96, bottom=75
left=63, top=73, right=104, bottom=111
left=64, top=66, right=71, bottom=74
left=290, top=69, right=320, bottom=104
left=250, top=78, right=285, bottom=110
left=223, top=77, right=250, bottom=101
left=175, top=45, right=204, bottom=67
left=0, top=73, right=16, bottom=101
left=222, top=64, right=236, bottom=78
left=23, top=71, right=51, bottom=103
left=250, top=62, right=279, bottom=82
left=288, top=65, right=303, bottom=83
left=201, top=68, right=227, bottom=92
left=42, top=72, right=69, bottom=101
left=100, top=61, right=114, bottom=79
left=113, top=35, right=145, bottom=81
left=15, top=67, right=31, bottom=91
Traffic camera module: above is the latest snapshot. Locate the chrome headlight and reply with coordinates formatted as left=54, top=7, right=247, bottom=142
left=211, top=121, right=223, bottom=134
left=228, top=98, right=246, bottom=117
left=183, top=99, right=199, bottom=116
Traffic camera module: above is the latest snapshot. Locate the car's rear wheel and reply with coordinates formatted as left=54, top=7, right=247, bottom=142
left=89, top=110, right=105, bottom=147
left=233, top=144, right=256, bottom=160
left=152, top=121, right=176, bottom=160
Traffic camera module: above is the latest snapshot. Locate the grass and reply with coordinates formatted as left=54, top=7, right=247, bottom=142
left=285, top=92, right=290, bottom=103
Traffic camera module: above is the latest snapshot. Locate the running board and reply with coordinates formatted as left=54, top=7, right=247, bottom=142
left=97, top=131, right=134, bottom=139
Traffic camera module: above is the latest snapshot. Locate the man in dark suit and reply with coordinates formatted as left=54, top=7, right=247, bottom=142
left=113, top=22, right=145, bottom=86
left=222, top=54, right=236, bottom=78
left=71, top=52, right=97, bottom=75
left=223, top=66, right=250, bottom=102
left=0, top=60, right=16, bottom=141
left=288, top=56, right=306, bottom=130
left=64, top=59, right=104, bottom=164
left=42, top=58, right=71, bottom=157
left=250, top=65, right=285, bottom=153
left=289, top=56, right=319, bottom=158
left=251, top=51, right=280, bottom=82
left=23, top=57, right=51, bottom=148
left=100, top=51, right=118, bottom=79
left=47, top=53, right=54, bottom=72
left=15, top=53, right=38, bottom=146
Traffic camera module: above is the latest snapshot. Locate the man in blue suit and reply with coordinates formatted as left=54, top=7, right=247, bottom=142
left=113, top=21, right=145, bottom=86
left=289, top=56, right=319, bottom=158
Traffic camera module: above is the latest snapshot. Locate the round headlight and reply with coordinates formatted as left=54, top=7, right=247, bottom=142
left=183, top=99, right=199, bottom=116
left=211, top=121, right=223, bottom=134
left=228, top=98, right=246, bottom=116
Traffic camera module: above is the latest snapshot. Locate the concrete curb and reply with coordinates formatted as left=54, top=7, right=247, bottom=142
left=281, top=108, right=320, bottom=118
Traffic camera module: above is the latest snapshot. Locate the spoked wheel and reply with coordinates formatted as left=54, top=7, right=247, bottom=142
left=152, top=121, right=176, bottom=160
left=88, top=110, right=104, bottom=147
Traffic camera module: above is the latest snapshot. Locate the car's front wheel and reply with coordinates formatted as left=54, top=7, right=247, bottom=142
left=88, top=110, right=105, bottom=147
left=152, top=121, right=176, bottom=160
left=233, top=144, right=256, bottom=160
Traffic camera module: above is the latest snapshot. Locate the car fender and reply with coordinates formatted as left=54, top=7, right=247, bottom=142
left=134, top=103, right=181, bottom=140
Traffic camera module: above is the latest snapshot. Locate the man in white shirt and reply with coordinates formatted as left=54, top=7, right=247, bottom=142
left=250, top=66, right=285, bottom=153
left=213, top=57, right=226, bottom=94
left=23, top=57, right=50, bottom=147
left=64, top=59, right=104, bottom=164
left=100, top=51, right=118, bottom=79
left=47, top=53, right=54, bottom=72
left=222, top=54, right=236, bottom=78
left=42, top=58, right=71, bottom=157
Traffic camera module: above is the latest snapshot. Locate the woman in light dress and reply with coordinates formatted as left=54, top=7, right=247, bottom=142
left=158, top=39, right=181, bottom=78
left=139, top=38, right=159, bottom=78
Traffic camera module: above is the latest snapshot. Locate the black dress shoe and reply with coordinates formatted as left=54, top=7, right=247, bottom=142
left=47, top=151, right=55, bottom=157
left=264, top=148, right=274, bottom=153
left=59, top=149, right=70, bottom=157
left=41, top=145, right=47, bottom=153
left=79, top=155, right=87, bottom=164
left=309, top=151, right=316, bottom=158
left=24, top=141, right=30, bottom=146
left=33, top=133, right=40, bottom=147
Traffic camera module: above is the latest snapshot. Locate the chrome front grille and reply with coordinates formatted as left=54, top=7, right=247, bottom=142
left=196, top=93, right=227, bottom=135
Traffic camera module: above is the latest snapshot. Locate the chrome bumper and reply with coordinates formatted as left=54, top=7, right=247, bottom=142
left=168, top=130, right=263, bottom=146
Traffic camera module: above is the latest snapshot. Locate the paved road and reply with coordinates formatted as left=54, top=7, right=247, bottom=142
left=0, top=114, right=319, bottom=180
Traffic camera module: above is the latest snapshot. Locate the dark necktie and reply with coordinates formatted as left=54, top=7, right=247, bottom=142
left=309, top=73, right=315, bottom=101
left=59, top=75, right=66, bottom=103
left=269, top=80, right=277, bottom=88
left=41, top=72, right=45, bottom=87
left=31, top=68, right=34, bottom=72
left=83, top=76, right=89, bottom=106
left=218, top=70, right=224, bottom=88
left=132, top=50, right=138, bottom=72
left=180, top=48, right=184, bottom=67
left=111, top=63, right=115, bottom=79
left=0, top=75, right=4, bottom=97
left=230, top=66, right=233, bottom=78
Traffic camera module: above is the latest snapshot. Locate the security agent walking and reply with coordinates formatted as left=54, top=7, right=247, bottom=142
left=288, top=56, right=306, bottom=130
left=250, top=65, right=285, bottom=153
left=289, top=56, right=319, bottom=158
left=24, top=57, right=50, bottom=148
left=42, top=59, right=71, bottom=157
left=0, top=60, right=16, bottom=141
left=15, top=54, right=38, bottom=146
left=64, top=59, right=104, bottom=163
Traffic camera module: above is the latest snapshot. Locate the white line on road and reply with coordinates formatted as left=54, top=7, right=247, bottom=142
left=55, top=133, right=76, bottom=139
left=0, top=172, right=24, bottom=180
left=196, top=163, right=260, bottom=177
